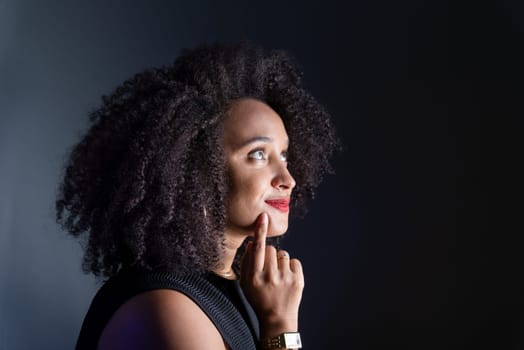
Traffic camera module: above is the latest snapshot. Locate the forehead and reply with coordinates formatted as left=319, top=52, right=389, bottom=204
left=223, top=98, right=288, bottom=147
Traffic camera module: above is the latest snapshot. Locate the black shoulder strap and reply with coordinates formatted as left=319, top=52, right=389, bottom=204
left=76, top=271, right=257, bottom=350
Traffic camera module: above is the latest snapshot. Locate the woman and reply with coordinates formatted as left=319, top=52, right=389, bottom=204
left=56, top=41, right=338, bottom=349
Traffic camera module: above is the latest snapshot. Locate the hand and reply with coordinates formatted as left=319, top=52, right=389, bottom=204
left=240, top=213, right=305, bottom=338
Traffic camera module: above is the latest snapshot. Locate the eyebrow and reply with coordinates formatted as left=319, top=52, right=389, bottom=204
left=237, top=136, right=289, bottom=149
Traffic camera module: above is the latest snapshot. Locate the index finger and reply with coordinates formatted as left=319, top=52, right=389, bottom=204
left=252, top=212, right=268, bottom=272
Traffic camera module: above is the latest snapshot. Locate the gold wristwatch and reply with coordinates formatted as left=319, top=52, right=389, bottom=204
left=260, top=332, right=302, bottom=349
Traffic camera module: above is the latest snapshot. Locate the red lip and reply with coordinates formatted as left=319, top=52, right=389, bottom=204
left=265, top=198, right=290, bottom=213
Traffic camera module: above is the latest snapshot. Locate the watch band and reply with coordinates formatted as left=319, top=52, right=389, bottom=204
left=260, top=332, right=302, bottom=349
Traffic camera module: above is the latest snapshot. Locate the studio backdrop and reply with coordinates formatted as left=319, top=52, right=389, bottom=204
left=1, top=0, right=519, bottom=349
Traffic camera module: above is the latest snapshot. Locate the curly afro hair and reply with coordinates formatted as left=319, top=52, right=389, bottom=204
left=56, top=41, right=339, bottom=279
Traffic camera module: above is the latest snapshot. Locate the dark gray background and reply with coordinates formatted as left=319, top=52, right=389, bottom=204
left=0, top=0, right=520, bottom=349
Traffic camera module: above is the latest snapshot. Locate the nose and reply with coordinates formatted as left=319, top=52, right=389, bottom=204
left=271, top=165, right=296, bottom=192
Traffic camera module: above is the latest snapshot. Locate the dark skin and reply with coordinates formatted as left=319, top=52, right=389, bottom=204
left=97, top=99, right=304, bottom=349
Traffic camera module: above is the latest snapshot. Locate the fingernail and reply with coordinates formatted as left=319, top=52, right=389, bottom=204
left=260, top=213, right=268, bottom=224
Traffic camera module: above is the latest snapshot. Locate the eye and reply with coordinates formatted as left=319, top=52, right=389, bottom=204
left=280, top=151, right=288, bottom=162
left=248, top=149, right=266, bottom=160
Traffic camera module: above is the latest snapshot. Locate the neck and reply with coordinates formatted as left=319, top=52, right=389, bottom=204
left=212, top=232, right=245, bottom=280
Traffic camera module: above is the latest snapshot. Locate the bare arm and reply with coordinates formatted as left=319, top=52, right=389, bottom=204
left=97, top=289, right=228, bottom=350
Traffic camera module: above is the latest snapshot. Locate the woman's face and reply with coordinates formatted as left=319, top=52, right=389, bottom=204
left=223, top=98, right=296, bottom=239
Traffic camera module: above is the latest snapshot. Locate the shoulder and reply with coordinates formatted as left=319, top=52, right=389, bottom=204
left=98, top=289, right=228, bottom=350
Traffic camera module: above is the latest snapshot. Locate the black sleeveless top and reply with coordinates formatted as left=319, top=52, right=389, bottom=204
left=76, top=270, right=259, bottom=350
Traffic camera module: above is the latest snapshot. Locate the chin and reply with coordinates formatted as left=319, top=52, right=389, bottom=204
left=267, top=221, right=289, bottom=237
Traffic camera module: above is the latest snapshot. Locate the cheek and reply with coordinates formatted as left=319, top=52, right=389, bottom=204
left=230, top=170, right=266, bottom=205
left=227, top=178, right=264, bottom=222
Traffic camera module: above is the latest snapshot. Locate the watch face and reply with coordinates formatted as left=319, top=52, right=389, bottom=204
left=283, top=332, right=302, bottom=348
